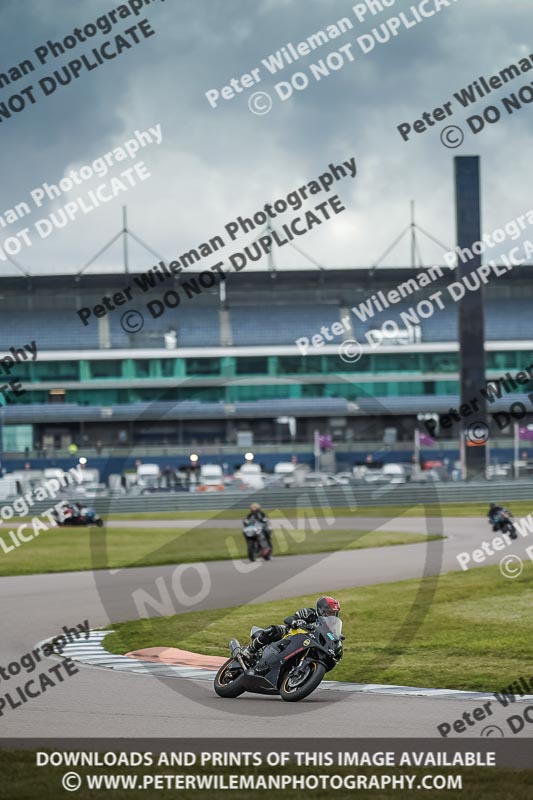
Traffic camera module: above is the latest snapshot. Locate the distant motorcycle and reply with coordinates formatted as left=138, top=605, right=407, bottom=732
left=214, top=616, right=344, bottom=702
left=491, top=509, right=517, bottom=539
left=242, top=521, right=271, bottom=561
left=53, top=504, right=104, bottom=528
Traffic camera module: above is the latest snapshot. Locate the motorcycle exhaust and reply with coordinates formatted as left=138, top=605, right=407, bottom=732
left=229, top=638, right=246, bottom=670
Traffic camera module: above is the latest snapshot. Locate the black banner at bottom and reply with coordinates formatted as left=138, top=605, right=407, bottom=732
left=0, top=738, right=532, bottom=799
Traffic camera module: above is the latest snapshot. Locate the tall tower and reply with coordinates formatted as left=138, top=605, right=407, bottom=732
left=454, top=156, right=486, bottom=478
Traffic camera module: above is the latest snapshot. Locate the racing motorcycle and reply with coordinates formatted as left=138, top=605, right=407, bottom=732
left=53, top=503, right=104, bottom=527
left=242, top=521, right=272, bottom=561
left=214, top=616, right=344, bottom=702
left=490, top=509, right=517, bottom=539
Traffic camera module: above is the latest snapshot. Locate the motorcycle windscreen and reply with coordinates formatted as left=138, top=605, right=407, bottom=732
left=321, top=617, right=342, bottom=638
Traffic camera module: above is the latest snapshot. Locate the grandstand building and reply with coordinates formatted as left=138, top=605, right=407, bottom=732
left=1, top=264, right=533, bottom=470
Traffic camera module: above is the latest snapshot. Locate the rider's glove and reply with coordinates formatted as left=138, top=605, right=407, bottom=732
left=293, top=617, right=310, bottom=629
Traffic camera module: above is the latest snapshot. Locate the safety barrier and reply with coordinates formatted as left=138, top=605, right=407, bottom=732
left=17, top=479, right=532, bottom=515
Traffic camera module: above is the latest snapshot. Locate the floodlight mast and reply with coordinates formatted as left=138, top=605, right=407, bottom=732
left=252, top=219, right=325, bottom=273
left=75, top=206, right=166, bottom=280
left=370, top=201, right=453, bottom=273
left=123, top=206, right=129, bottom=275
left=3, top=254, right=31, bottom=286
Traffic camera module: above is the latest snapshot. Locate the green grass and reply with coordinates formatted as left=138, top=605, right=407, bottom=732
left=0, top=525, right=438, bottom=577
left=104, top=564, right=533, bottom=693
left=4, top=500, right=531, bottom=527
left=108, top=500, right=533, bottom=521
left=2, top=750, right=532, bottom=800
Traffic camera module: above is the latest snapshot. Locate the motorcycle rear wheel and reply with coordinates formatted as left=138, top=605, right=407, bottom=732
left=279, top=660, right=326, bottom=702
left=503, top=524, right=518, bottom=540
left=214, top=658, right=245, bottom=698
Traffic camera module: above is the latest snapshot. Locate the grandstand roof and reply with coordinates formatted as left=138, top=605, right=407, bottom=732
left=3, top=263, right=533, bottom=299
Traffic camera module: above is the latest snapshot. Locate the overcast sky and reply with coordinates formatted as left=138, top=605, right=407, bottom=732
left=0, top=0, right=531, bottom=276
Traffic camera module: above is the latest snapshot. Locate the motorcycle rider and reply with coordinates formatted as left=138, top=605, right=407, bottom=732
left=244, top=502, right=272, bottom=550
left=488, top=502, right=517, bottom=538
left=488, top=502, right=506, bottom=529
left=241, top=596, right=341, bottom=670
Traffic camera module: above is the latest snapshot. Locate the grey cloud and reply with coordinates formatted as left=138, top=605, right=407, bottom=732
left=0, top=0, right=530, bottom=274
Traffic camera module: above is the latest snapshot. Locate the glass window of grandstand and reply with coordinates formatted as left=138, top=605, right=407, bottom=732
left=301, top=384, right=325, bottom=398
left=32, top=361, right=80, bottom=381
left=323, top=354, right=372, bottom=372
left=434, top=381, right=458, bottom=395
left=235, top=357, right=269, bottom=375
left=133, top=360, right=152, bottom=378
left=227, top=385, right=293, bottom=402
left=89, top=360, right=123, bottom=379
left=487, top=351, right=531, bottom=371
left=177, top=387, right=224, bottom=402
left=6, top=362, right=32, bottom=382
left=277, top=356, right=323, bottom=374
left=161, top=358, right=177, bottom=378
left=421, top=353, right=458, bottom=372
left=186, top=358, right=221, bottom=376
left=396, top=381, right=429, bottom=396
left=72, top=389, right=120, bottom=404
left=370, top=354, right=421, bottom=373
left=3, top=425, right=32, bottom=452
left=323, top=383, right=359, bottom=400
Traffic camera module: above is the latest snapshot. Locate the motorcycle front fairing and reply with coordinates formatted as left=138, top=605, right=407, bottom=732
left=242, top=524, right=260, bottom=539
left=241, top=623, right=340, bottom=695
left=240, top=630, right=310, bottom=695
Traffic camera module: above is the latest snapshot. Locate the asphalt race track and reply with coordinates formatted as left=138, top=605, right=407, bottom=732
left=1, top=515, right=530, bottom=740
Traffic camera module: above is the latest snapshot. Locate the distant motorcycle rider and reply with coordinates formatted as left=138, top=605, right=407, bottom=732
left=488, top=502, right=517, bottom=538
left=241, top=596, right=341, bottom=669
left=244, top=503, right=272, bottom=549
left=488, top=502, right=505, bottom=529
left=62, top=501, right=82, bottom=520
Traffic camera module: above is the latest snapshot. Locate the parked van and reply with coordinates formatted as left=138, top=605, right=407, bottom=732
left=136, top=464, right=161, bottom=491
left=198, top=464, right=225, bottom=492
left=235, top=463, right=265, bottom=490
left=273, top=462, right=297, bottom=475
left=382, top=463, right=413, bottom=484
left=0, top=475, right=20, bottom=501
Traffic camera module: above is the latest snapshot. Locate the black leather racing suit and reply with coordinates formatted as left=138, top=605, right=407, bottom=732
left=244, top=510, right=272, bottom=548
left=488, top=505, right=505, bottom=527
left=248, top=607, right=317, bottom=654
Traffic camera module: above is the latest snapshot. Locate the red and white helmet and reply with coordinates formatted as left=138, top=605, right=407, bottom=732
left=316, top=596, right=340, bottom=617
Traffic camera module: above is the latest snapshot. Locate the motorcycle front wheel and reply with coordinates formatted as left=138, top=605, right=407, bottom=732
left=279, top=659, right=326, bottom=702
left=247, top=542, right=257, bottom=561
left=214, top=658, right=246, bottom=698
